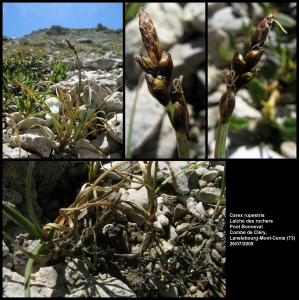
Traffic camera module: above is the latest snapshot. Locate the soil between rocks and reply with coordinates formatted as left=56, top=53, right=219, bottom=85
left=100, top=216, right=226, bottom=298
left=3, top=161, right=226, bottom=297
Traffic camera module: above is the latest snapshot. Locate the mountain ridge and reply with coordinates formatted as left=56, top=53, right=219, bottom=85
left=3, top=23, right=123, bottom=61
left=3, top=23, right=123, bottom=39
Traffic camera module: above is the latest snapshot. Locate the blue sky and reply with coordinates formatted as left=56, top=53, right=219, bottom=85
left=3, top=2, right=123, bottom=38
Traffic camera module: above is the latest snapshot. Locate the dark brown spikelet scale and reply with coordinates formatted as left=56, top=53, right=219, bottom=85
left=219, top=90, right=235, bottom=122
left=243, top=13, right=273, bottom=57
left=243, top=49, right=264, bottom=73
left=171, top=96, right=189, bottom=133
left=171, top=77, right=189, bottom=133
left=138, top=7, right=162, bottom=65
left=145, top=74, right=170, bottom=107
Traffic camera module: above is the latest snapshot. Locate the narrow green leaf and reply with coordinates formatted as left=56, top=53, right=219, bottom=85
left=24, top=243, right=45, bottom=297
left=26, top=162, right=48, bottom=241
left=3, top=204, right=46, bottom=240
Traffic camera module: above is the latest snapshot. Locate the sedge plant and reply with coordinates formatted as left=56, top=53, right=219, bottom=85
left=4, top=38, right=122, bottom=158
left=3, top=161, right=211, bottom=295
left=134, top=7, right=190, bottom=158
left=2, top=161, right=150, bottom=295
left=214, top=12, right=288, bottom=158
left=3, top=162, right=56, bottom=296
left=114, top=161, right=210, bottom=258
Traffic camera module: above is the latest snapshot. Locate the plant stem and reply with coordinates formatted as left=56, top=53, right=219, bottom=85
left=175, top=131, right=190, bottom=158
left=74, top=52, right=81, bottom=100
left=165, top=101, right=190, bottom=158
left=26, top=162, right=48, bottom=241
left=214, top=119, right=230, bottom=158
left=126, top=74, right=143, bottom=158
left=24, top=243, right=45, bottom=297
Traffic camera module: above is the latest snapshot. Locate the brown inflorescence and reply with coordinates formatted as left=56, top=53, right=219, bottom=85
left=135, top=7, right=189, bottom=137
left=138, top=7, right=162, bottom=65
left=145, top=74, right=170, bottom=107
left=243, top=13, right=274, bottom=57
left=64, top=38, right=76, bottom=52
left=219, top=90, right=235, bottom=123
left=171, top=76, right=189, bottom=133
left=135, top=56, right=158, bottom=77
left=158, top=51, right=174, bottom=85
left=219, top=12, right=287, bottom=121
left=135, top=7, right=174, bottom=109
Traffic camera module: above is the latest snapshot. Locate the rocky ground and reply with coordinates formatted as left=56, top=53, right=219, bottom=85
left=3, top=25, right=123, bottom=159
left=3, top=161, right=226, bottom=297
left=125, top=3, right=206, bottom=158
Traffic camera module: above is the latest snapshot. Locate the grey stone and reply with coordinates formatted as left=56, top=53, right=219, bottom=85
left=17, top=117, right=48, bottom=130
left=2, top=240, right=10, bottom=257
left=157, top=213, right=169, bottom=227
left=281, top=141, right=296, bottom=158
left=201, top=170, right=219, bottom=183
left=4, top=112, right=25, bottom=125
left=9, top=134, right=58, bottom=158
left=2, top=259, right=136, bottom=297
left=211, top=249, right=223, bottom=263
left=162, top=204, right=173, bottom=217
left=169, top=225, right=178, bottom=240
left=173, top=204, right=188, bottom=221
left=83, top=57, right=122, bottom=71
left=105, top=91, right=123, bottom=113
left=182, top=3, right=206, bottom=33
left=74, top=139, right=107, bottom=158
left=195, top=187, right=222, bottom=204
